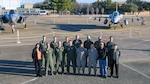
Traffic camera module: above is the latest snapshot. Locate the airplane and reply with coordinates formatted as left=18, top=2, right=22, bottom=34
left=89, top=5, right=143, bottom=29
left=0, top=10, right=27, bottom=33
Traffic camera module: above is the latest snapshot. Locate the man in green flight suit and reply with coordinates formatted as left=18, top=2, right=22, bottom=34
left=55, top=41, right=63, bottom=75
left=45, top=43, right=54, bottom=76
left=50, top=36, right=58, bottom=65
left=39, top=36, right=48, bottom=68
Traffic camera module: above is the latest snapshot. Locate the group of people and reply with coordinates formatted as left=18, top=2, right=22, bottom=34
left=32, top=35, right=121, bottom=78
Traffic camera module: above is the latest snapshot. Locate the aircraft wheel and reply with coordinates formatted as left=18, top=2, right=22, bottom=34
left=121, top=24, right=123, bottom=28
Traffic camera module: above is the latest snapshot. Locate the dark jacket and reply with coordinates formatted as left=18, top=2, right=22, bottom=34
left=110, top=49, right=121, bottom=64
left=32, top=48, right=41, bottom=61
left=97, top=47, right=108, bottom=60
left=73, top=39, right=82, bottom=48
left=63, top=41, right=69, bottom=53
left=66, top=46, right=76, bottom=59
left=84, top=40, right=93, bottom=50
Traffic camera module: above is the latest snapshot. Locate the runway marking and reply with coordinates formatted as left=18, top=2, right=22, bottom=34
left=20, top=77, right=38, bottom=84
left=121, top=63, right=150, bottom=79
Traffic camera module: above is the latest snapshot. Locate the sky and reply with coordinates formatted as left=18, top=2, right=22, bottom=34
left=33, top=0, right=149, bottom=3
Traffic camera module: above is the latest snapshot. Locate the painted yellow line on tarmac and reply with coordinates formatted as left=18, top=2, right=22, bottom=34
left=135, top=31, right=141, bottom=36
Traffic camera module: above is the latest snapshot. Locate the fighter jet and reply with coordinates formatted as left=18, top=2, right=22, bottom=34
left=0, top=10, right=27, bottom=33
left=89, top=5, right=128, bottom=29
left=89, top=4, right=145, bottom=29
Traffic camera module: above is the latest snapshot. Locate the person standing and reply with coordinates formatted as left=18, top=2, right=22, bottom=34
left=88, top=44, right=98, bottom=76
left=66, top=40, right=76, bottom=74
left=32, top=43, right=42, bottom=77
left=73, top=35, right=82, bottom=67
left=76, top=44, right=87, bottom=74
left=50, top=36, right=58, bottom=65
left=45, top=43, right=54, bottom=76
left=94, top=36, right=103, bottom=50
left=106, top=36, right=115, bottom=68
left=55, top=41, right=63, bottom=75
left=110, top=44, right=121, bottom=78
left=39, top=36, right=48, bottom=68
left=73, top=35, right=82, bottom=49
left=62, top=36, right=69, bottom=74
left=97, top=42, right=108, bottom=78
left=84, top=35, right=93, bottom=66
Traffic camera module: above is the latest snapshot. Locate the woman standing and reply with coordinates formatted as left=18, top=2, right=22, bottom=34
left=32, top=43, right=42, bottom=77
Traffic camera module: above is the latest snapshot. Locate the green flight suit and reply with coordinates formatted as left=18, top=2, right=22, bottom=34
left=45, top=49, right=54, bottom=76
left=55, top=47, right=63, bottom=74
left=62, top=41, right=69, bottom=73
left=39, top=41, right=48, bottom=68
left=50, top=41, right=58, bottom=64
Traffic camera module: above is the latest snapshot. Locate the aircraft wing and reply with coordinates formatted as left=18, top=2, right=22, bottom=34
left=89, top=16, right=109, bottom=20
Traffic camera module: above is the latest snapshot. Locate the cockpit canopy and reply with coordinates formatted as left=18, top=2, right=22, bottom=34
left=113, top=11, right=119, bottom=17
left=8, top=10, right=16, bottom=15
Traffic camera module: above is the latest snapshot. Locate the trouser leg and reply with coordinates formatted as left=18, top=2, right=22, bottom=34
left=82, top=61, right=86, bottom=74
left=45, top=58, right=49, bottom=75
left=115, top=64, right=119, bottom=76
left=85, top=55, right=88, bottom=66
left=77, top=60, right=81, bottom=74
left=67, top=58, right=70, bottom=73
left=50, top=57, right=54, bottom=75
left=111, top=61, right=114, bottom=76
left=108, top=52, right=111, bottom=67
left=93, top=62, right=97, bottom=76
left=103, top=60, right=107, bottom=77
left=88, top=61, right=92, bottom=74
left=42, top=52, right=46, bottom=68
left=56, top=57, right=59, bottom=73
left=72, top=59, right=76, bottom=74
left=99, top=60, right=103, bottom=76
left=62, top=52, right=66, bottom=73
left=35, top=60, right=38, bottom=76
left=38, top=60, right=42, bottom=76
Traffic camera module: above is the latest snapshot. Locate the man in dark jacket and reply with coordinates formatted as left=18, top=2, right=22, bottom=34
left=94, top=36, right=103, bottom=50
left=84, top=35, right=93, bottom=66
left=106, top=36, right=115, bottom=68
left=73, top=35, right=82, bottom=49
left=110, top=44, right=121, bottom=78
left=66, top=40, right=76, bottom=74
left=97, top=42, right=108, bottom=78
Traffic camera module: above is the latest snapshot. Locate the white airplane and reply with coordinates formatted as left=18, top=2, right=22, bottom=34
left=0, top=10, right=27, bottom=33
left=89, top=5, right=140, bottom=29
left=90, top=5, right=128, bottom=29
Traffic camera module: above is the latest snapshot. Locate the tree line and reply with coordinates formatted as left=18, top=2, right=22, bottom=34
left=33, top=0, right=150, bottom=15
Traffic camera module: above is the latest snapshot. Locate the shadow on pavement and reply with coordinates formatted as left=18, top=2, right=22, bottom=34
left=55, top=24, right=109, bottom=32
left=122, top=48, right=150, bottom=52
left=37, top=22, right=110, bottom=32
left=0, top=60, right=35, bottom=77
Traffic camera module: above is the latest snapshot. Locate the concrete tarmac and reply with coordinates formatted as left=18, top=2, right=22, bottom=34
left=0, top=15, right=150, bottom=84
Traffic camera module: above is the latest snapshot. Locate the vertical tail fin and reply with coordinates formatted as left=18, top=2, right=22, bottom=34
left=116, top=3, right=118, bottom=11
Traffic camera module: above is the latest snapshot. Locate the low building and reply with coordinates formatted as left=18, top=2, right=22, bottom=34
left=21, top=4, right=33, bottom=9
